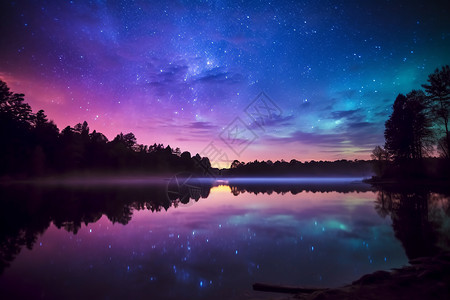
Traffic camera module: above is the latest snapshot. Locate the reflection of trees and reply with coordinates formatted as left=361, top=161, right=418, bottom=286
left=166, top=176, right=211, bottom=203
left=0, top=181, right=212, bottom=274
left=374, top=188, right=450, bottom=260
left=0, top=186, right=51, bottom=274
left=229, top=182, right=373, bottom=195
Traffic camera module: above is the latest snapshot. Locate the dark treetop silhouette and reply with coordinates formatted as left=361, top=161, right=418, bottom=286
left=0, top=79, right=375, bottom=179
left=0, top=80, right=213, bottom=178
left=371, top=65, right=450, bottom=181
left=1, top=66, right=449, bottom=181
left=225, top=159, right=373, bottom=178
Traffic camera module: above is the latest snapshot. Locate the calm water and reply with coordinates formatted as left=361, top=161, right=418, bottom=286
left=0, top=178, right=449, bottom=299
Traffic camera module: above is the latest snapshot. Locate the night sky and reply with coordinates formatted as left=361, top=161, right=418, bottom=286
left=1, top=0, right=449, bottom=166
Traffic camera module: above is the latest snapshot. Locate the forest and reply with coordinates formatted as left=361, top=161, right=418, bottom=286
left=371, top=65, right=450, bottom=180
left=0, top=79, right=373, bottom=179
left=0, top=80, right=213, bottom=178
left=1, top=66, right=449, bottom=180
left=224, top=158, right=373, bottom=177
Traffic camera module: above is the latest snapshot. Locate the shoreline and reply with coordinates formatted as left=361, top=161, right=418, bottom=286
left=255, top=253, right=450, bottom=300
left=363, top=177, right=450, bottom=190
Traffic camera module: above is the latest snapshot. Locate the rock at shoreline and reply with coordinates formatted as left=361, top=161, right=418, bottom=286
left=286, top=253, right=450, bottom=300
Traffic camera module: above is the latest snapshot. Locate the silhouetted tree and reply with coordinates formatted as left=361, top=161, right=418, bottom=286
left=231, top=160, right=242, bottom=169
left=371, top=145, right=389, bottom=176
left=6, top=93, right=32, bottom=123
left=89, top=130, right=108, bottom=144
left=32, top=110, right=59, bottom=174
left=384, top=91, right=433, bottom=161
left=0, top=81, right=34, bottom=174
left=123, top=132, right=136, bottom=149
left=371, top=145, right=389, bottom=161
left=422, top=65, right=450, bottom=158
left=180, top=151, right=191, bottom=160
left=34, top=110, right=48, bottom=126
left=0, top=79, right=216, bottom=177
left=0, top=81, right=12, bottom=106
left=173, top=147, right=181, bottom=156
left=225, top=158, right=373, bottom=177
left=437, top=136, right=449, bottom=158
left=408, top=90, right=434, bottom=157
left=58, top=125, right=84, bottom=170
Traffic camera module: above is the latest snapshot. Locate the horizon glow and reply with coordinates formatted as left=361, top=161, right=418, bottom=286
left=1, top=1, right=449, bottom=165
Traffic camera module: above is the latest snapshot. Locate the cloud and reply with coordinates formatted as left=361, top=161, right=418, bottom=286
left=330, top=109, right=362, bottom=119
left=188, top=121, right=218, bottom=130
left=266, top=130, right=345, bottom=146
left=333, top=89, right=358, bottom=99
left=192, top=67, right=244, bottom=86
left=248, top=114, right=296, bottom=129
left=346, top=121, right=373, bottom=129
left=265, top=119, right=383, bottom=149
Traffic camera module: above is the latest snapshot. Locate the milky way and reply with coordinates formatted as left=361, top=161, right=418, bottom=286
left=1, top=0, right=449, bottom=165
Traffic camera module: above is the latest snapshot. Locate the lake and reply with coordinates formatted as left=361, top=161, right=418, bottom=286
left=0, top=177, right=449, bottom=299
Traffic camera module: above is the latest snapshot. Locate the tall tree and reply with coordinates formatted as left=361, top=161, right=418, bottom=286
left=7, top=93, right=32, bottom=123
left=113, top=132, right=137, bottom=149
left=422, top=65, right=450, bottom=158
left=0, top=80, right=12, bottom=110
left=0, top=80, right=32, bottom=124
left=35, top=110, right=48, bottom=126
left=385, top=94, right=411, bottom=160
left=0, top=79, right=211, bottom=177
left=407, top=90, right=434, bottom=158
left=384, top=91, right=432, bottom=161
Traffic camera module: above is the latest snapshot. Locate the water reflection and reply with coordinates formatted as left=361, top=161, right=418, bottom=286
left=0, top=180, right=212, bottom=274
left=227, top=178, right=373, bottom=195
left=374, top=188, right=450, bottom=260
left=0, top=179, right=449, bottom=299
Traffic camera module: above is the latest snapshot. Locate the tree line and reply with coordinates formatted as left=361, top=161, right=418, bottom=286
left=0, top=80, right=212, bottom=178
left=225, top=158, right=373, bottom=177
left=372, top=65, right=450, bottom=179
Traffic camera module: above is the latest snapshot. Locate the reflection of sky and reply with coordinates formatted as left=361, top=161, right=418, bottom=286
left=0, top=187, right=408, bottom=299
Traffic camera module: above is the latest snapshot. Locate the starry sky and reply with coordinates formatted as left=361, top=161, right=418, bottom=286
left=1, top=0, right=449, bottom=166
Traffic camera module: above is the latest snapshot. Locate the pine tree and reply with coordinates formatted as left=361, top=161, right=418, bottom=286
left=422, top=65, right=450, bottom=158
